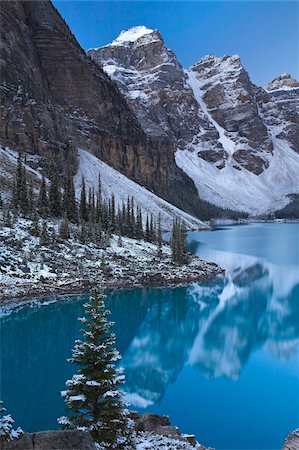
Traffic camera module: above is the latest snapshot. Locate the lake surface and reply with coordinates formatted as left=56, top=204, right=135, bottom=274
left=1, top=223, right=298, bottom=450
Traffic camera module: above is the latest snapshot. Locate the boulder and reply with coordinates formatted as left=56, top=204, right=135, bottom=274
left=1, top=430, right=96, bottom=450
left=283, top=429, right=299, bottom=450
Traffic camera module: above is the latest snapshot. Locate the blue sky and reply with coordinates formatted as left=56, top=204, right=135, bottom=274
left=52, top=1, right=298, bottom=87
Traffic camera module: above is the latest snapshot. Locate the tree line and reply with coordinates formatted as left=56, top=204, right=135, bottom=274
left=1, top=152, right=189, bottom=264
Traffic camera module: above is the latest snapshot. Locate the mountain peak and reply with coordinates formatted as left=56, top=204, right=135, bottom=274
left=265, top=73, right=299, bottom=92
left=108, top=25, right=156, bottom=47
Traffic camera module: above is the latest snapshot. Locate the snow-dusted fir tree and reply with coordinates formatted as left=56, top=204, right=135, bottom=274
left=0, top=401, right=23, bottom=443
left=58, top=285, right=129, bottom=447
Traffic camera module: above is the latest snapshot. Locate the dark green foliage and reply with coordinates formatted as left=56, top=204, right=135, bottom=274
left=63, top=173, right=77, bottom=223
left=149, top=214, right=156, bottom=242
left=49, top=168, right=61, bottom=217
left=171, top=219, right=189, bottom=265
left=79, top=221, right=86, bottom=244
left=58, top=286, right=128, bottom=445
left=27, top=182, right=34, bottom=215
left=39, top=221, right=49, bottom=246
left=37, top=175, right=48, bottom=218
left=109, top=194, right=116, bottom=232
left=145, top=215, right=150, bottom=242
left=59, top=213, right=70, bottom=240
left=20, top=164, right=29, bottom=214
left=157, top=213, right=162, bottom=257
left=135, top=207, right=143, bottom=239
left=12, top=152, right=29, bottom=215
left=274, top=194, right=299, bottom=219
left=30, top=211, right=40, bottom=237
left=79, top=176, right=88, bottom=222
left=3, top=210, right=11, bottom=227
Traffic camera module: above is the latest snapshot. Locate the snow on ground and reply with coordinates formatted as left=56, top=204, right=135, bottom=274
left=135, top=433, right=204, bottom=450
left=175, top=72, right=299, bottom=215
left=186, top=70, right=236, bottom=158
left=0, top=217, right=221, bottom=304
left=0, top=147, right=44, bottom=201
left=74, top=148, right=207, bottom=230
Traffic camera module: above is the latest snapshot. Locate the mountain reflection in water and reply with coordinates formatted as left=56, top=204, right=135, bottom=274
left=1, top=224, right=298, bottom=448
left=120, top=227, right=299, bottom=406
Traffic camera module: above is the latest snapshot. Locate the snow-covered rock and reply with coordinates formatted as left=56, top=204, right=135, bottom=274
left=89, top=27, right=299, bottom=215
left=88, top=27, right=212, bottom=146
left=264, top=73, right=299, bottom=92
left=74, top=148, right=207, bottom=230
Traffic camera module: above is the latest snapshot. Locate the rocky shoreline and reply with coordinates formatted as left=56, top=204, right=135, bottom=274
left=0, top=263, right=223, bottom=309
left=1, top=412, right=214, bottom=450
left=0, top=219, right=224, bottom=309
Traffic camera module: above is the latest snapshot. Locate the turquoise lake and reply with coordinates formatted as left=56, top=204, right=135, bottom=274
left=1, top=223, right=298, bottom=449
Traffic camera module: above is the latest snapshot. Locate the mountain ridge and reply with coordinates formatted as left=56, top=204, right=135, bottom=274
left=89, top=25, right=299, bottom=215
left=0, top=1, right=208, bottom=220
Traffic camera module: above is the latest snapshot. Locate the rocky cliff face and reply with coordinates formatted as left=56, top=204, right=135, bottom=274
left=190, top=55, right=273, bottom=175
left=88, top=26, right=215, bottom=147
left=90, top=27, right=299, bottom=214
left=259, top=74, right=299, bottom=154
left=0, top=2, right=203, bottom=217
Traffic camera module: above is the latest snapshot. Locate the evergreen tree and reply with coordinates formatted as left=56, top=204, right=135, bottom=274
left=79, top=221, right=86, bottom=244
left=0, top=193, right=3, bottom=209
left=39, top=221, right=49, bottom=246
left=30, top=211, right=40, bottom=237
left=58, top=286, right=128, bottom=445
left=110, top=194, right=116, bottom=232
left=126, top=197, right=132, bottom=236
left=49, top=168, right=61, bottom=217
left=88, top=188, right=96, bottom=226
left=120, top=201, right=127, bottom=236
left=3, top=210, right=11, bottom=228
left=0, top=401, right=23, bottom=443
left=101, top=201, right=109, bottom=231
left=69, top=177, right=78, bottom=222
left=63, top=173, right=77, bottom=223
left=135, top=207, right=143, bottom=239
left=98, top=173, right=102, bottom=203
left=79, top=176, right=88, bottom=222
left=37, top=175, right=48, bottom=218
left=180, top=220, right=188, bottom=264
left=157, top=213, right=162, bottom=257
left=145, top=214, right=150, bottom=242
left=59, top=213, right=70, bottom=240
left=15, top=152, right=23, bottom=208
left=27, top=182, right=34, bottom=215
left=19, top=163, right=29, bottom=215
left=171, top=219, right=189, bottom=265
left=149, top=214, right=156, bottom=242
left=50, top=227, right=57, bottom=244
left=11, top=180, right=18, bottom=212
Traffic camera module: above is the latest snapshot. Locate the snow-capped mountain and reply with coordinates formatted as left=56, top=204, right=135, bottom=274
left=89, top=26, right=299, bottom=215
left=88, top=26, right=213, bottom=147
left=0, top=3, right=208, bottom=223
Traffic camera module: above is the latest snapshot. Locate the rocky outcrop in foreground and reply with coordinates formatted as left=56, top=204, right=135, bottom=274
left=282, top=429, right=299, bottom=450
left=1, top=413, right=212, bottom=450
left=0, top=430, right=95, bottom=450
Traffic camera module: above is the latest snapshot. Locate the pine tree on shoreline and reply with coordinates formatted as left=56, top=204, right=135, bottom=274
left=171, top=219, right=189, bottom=265
left=58, top=285, right=128, bottom=446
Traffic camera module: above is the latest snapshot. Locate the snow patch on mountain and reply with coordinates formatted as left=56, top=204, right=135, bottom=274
left=109, top=26, right=155, bottom=46
left=74, top=149, right=207, bottom=230
left=186, top=70, right=235, bottom=158
left=176, top=134, right=299, bottom=215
